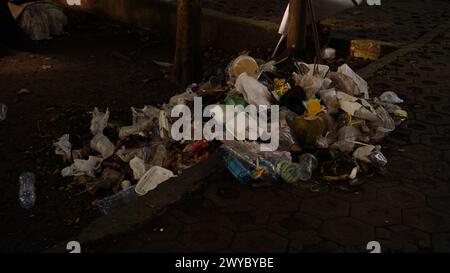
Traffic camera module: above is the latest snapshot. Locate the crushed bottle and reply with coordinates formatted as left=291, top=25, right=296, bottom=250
left=219, top=148, right=252, bottom=185
left=98, top=186, right=138, bottom=215
left=18, top=172, right=36, bottom=209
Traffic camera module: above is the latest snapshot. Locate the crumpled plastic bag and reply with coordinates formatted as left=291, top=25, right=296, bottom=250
left=53, top=134, right=71, bottom=162
left=321, top=47, right=336, bottom=60
left=61, top=156, right=103, bottom=177
left=235, top=72, right=272, bottom=106
left=353, top=144, right=376, bottom=163
left=319, top=88, right=340, bottom=114
left=132, top=105, right=160, bottom=125
left=331, top=126, right=362, bottom=153
left=116, top=147, right=148, bottom=163
left=378, top=91, right=404, bottom=104
left=337, top=64, right=369, bottom=99
left=90, top=133, right=115, bottom=159
left=294, top=63, right=330, bottom=98
left=118, top=106, right=159, bottom=139
left=167, top=88, right=197, bottom=107
left=90, top=107, right=110, bottom=135
left=130, top=156, right=148, bottom=180
left=371, top=106, right=396, bottom=141
left=0, top=103, right=7, bottom=121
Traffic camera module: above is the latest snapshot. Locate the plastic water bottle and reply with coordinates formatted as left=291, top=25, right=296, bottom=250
left=98, top=186, right=138, bottom=215
left=276, top=154, right=318, bottom=184
left=219, top=148, right=252, bottom=185
left=18, top=172, right=36, bottom=209
left=297, top=153, right=318, bottom=181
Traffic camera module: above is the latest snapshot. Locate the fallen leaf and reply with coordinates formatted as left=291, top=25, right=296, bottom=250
left=17, top=88, right=31, bottom=95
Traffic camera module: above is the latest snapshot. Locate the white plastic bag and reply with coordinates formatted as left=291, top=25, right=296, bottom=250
left=337, top=64, right=369, bottom=99
left=129, top=156, right=148, bottom=180
left=378, top=91, right=404, bottom=104
left=61, top=156, right=103, bottom=177
left=235, top=72, right=272, bottom=106
left=53, top=134, right=72, bottom=162
left=135, top=166, right=174, bottom=196
left=321, top=48, right=336, bottom=60
left=90, top=107, right=110, bottom=135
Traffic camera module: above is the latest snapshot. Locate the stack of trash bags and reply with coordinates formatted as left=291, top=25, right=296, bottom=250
left=53, top=54, right=407, bottom=215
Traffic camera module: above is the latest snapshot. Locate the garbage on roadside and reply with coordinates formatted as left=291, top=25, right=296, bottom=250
left=8, top=1, right=67, bottom=41
left=53, top=52, right=406, bottom=215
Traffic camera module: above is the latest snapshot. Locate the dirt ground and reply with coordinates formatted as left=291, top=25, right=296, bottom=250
left=0, top=10, right=188, bottom=252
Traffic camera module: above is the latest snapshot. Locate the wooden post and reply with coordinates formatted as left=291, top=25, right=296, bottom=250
left=287, top=0, right=307, bottom=56
left=172, top=0, right=201, bottom=87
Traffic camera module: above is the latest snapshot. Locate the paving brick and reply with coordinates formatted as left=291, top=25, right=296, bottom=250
left=403, top=208, right=450, bottom=233
left=301, top=196, right=350, bottom=220
left=231, top=229, right=288, bottom=253
left=352, top=201, right=402, bottom=226
left=321, top=218, right=374, bottom=246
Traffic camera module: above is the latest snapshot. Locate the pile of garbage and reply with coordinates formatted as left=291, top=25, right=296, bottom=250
left=49, top=54, right=406, bottom=215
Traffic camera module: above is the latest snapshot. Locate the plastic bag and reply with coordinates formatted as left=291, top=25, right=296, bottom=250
left=167, top=89, right=197, bottom=107
left=279, top=86, right=307, bottom=115
left=319, top=88, right=340, bottom=114
left=131, top=105, right=160, bottom=125
left=53, top=134, right=72, bottom=162
left=321, top=47, right=336, bottom=60
left=328, top=71, right=361, bottom=97
left=352, top=145, right=376, bottom=163
left=294, top=63, right=330, bottom=99
left=337, top=64, right=369, bottom=99
left=90, top=107, right=110, bottom=135
left=235, top=72, right=272, bottom=106
left=378, top=91, right=404, bottom=104
left=331, top=126, right=361, bottom=153
left=135, top=166, right=174, bottom=196
left=90, top=133, right=115, bottom=159
left=371, top=106, right=396, bottom=141
left=116, top=147, right=150, bottom=163
left=61, top=156, right=103, bottom=177
left=129, top=156, right=148, bottom=180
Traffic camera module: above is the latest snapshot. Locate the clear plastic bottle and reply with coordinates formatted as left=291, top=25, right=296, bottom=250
left=219, top=148, right=252, bottom=185
left=18, top=172, right=36, bottom=209
left=277, top=153, right=318, bottom=183
left=298, top=153, right=318, bottom=181
left=98, top=186, right=138, bottom=215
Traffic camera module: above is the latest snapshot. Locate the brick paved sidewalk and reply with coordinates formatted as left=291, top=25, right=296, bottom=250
left=85, top=0, right=450, bottom=253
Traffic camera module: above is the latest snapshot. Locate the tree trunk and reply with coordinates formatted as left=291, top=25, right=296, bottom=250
left=172, top=0, right=201, bottom=87
left=287, top=0, right=307, bottom=56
